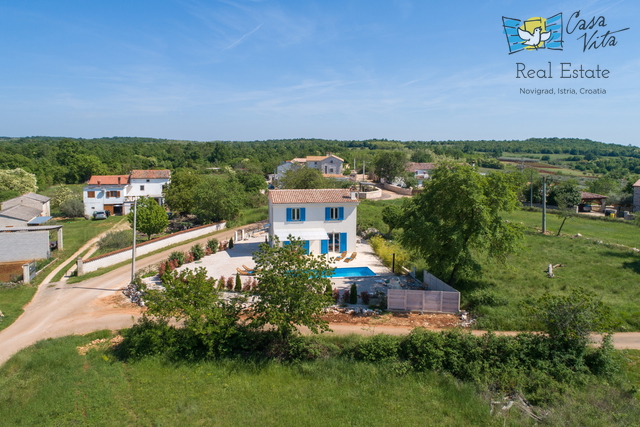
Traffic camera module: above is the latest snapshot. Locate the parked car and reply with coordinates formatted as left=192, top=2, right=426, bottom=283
left=93, top=210, right=109, bottom=220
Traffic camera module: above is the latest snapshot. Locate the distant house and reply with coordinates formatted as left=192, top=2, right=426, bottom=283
left=268, top=189, right=359, bottom=255
left=633, top=179, right=640, bottom=212
left=1, top=192, right=51, bottom=217
left=405, top=162, right=438, bottom=186
left=0, top=205, right=48, bottom=227
left=276, top=153, right=345, bottom=180
left=83, top=170, right=171, bottom=217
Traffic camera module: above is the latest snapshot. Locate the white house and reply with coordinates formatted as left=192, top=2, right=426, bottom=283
left=268, top=189, right=359, bottom=255
left=83, top=170, right=171, bottom=217
left=276, top=153, right=345, bottom=181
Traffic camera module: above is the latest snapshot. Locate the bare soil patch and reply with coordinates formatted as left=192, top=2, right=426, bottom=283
left=322, top=311, right=460, bottom=328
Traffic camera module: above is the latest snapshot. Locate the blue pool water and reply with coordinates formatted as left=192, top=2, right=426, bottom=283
left=330, top=267, right=376, bottom=278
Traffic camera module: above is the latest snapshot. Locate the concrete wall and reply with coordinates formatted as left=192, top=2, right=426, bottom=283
left=0, top=230, right=50, bottom=262
left=357, top=189, right=382, bottom=199
left=79, top=221, right=226, bottom=274
left=382, top=182, right=413, bottom=196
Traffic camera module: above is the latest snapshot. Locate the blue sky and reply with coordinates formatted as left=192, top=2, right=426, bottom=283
left=1, top=0, right=638, bottom=145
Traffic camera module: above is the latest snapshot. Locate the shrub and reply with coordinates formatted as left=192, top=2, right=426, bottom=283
left=60, top=199, right=84, bottom=218
left=332, top=288, right=340, bottom=303
left=168, top=251, right=186, bottom=267
left=235, top=273, right=242, bottom=292
left=191, top=244, right=205, bottom=261
left=226, top=276, right=234, bottom=290
left=218, top=276, right=226, bottom=290
left=466, top=288, right=508, bottom=308
left=349, top=283, right=358, bottom=304
left=369, top=235, right=411, bottom=273
left=229, top=237, right=234, bottom=249
left=354, top=334, right=401, bottom=362
left=360, top=291, right=371, bottom=305
left=98, top=230, right=132, bottom=251
left=206, top=238, right=219, bottom=254
left=341, top=289, right=350, bottom=304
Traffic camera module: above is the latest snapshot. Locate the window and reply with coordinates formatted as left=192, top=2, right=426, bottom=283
left=87, top=191, right=95, bottom=198
left=286, top=207, right=305, bottom=222
left=325, top=207, right=344, bottom=221
left=140, top=185, right=145, bottom=191
left=106, top=191, right=121, bottom=198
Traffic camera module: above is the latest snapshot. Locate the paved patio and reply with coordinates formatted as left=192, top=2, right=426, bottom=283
left=170, top=233, right=395, bottom=294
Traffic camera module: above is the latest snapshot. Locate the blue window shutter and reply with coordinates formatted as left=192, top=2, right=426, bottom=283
left=284, top=241, right=290, bottom=246
left=300, top=208, right=306, bottom=221
left=303, top=240, right=310, bottom=254
left=340, top=233, right=347, bottom=252
left=338, top=207, right=344, bottom=220
left=286, top=208, right=292, bottom=222
left=321, top=240, right=329, bottom=254
left=325, top=207, right=331, bottom=221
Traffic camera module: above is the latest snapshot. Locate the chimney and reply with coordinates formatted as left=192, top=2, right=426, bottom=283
left=118, top=176, right=121, bottom=184
left=350, top=191, right=358, bottom=200
left=97, top=180, right=101, bottom=186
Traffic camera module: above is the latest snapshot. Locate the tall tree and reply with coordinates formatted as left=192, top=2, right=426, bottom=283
left=129, top=197, right=169, bottom=240
left=250, top=236, right=334, bottom=338
left=193, top=175, right=244, bottom=223
left=163, top=169, right=202, bottom=214
left=0, top=168, right=38, bottom=194
left=280, top=166, right=327, bottom=189
left=381, top=204, right=404, bottom=236
left=373, top=151, right=407, bottom=183
left=400, top=165, right=524, bottom=285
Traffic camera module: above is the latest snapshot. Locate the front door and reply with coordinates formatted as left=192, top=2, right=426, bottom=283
left=328, top=233, right=340, bottom=252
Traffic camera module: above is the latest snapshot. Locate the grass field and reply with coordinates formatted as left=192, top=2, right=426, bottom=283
left=1, top=331, right=639, bottom=426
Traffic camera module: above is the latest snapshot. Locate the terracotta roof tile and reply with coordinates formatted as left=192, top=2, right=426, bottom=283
left=406, top=162, right=437, bottom=172
left=87, top=175, right=130, bottom=185
left=269, top=189, right=358, bottom=204
left=580, top=191, right=608, bottom=199
left=130, top=170, right=171, bottom=179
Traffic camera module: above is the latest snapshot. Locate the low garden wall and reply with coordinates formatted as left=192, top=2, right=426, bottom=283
left=78, top=221, right=226, bottom=275
left=382, top=183, right=413, bottom=196
left=357, top=189, right=382, bottom=199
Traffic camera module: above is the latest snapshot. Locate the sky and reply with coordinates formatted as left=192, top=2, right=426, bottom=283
left=0, top=0, right=638, bottom=145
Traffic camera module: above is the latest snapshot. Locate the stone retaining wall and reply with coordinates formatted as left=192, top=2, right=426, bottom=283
left=78, top=221, right=226, bottom=275
left=382, top=183, right=413, bottom=196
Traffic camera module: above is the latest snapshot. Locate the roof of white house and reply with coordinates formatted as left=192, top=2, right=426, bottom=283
left=288, top=153, right=344, bottom=164
left=130, top=170, right=171, bottom=179
left=0, top=205, right=43, bottom=221
left=269, top=189, right=359, bottom=204
left=87, top=175, right=130, bottom=185
left=406, top=162, right=437, bottom=172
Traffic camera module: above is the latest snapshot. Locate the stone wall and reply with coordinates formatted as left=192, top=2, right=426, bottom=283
left=382, top=182, right=413, bottom=196
left=79, top=221, right=226, bottom=274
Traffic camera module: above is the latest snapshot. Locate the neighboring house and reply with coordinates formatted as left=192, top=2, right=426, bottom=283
left=405, top=162, right=437, bottom=186
left=1, top=192, right=51, bottom=217
left=268, top=189, right=359, bottom=255
left=633, top=179, right=640, bottom=212
left=0, top=205, right=47, bottom=227
left=276, top=153, right=345, bottom=180
left=83, top=170, right=171, bottom=217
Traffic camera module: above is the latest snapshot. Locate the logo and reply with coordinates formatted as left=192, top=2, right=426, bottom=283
left=503, top=13, right=564, bottom=54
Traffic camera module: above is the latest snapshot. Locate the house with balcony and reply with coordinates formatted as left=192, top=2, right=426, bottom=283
left=83, top=170, right=171, bottom=217
left=268, top=189, right=359, bottom=254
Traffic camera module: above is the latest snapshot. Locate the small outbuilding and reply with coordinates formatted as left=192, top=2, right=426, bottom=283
left=579, top=191, right=607, bottom=212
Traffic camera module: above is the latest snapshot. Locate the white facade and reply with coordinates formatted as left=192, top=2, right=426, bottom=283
left=83, top=170, right=170, bottom=217
left=268, top=189, right=358, bottom=255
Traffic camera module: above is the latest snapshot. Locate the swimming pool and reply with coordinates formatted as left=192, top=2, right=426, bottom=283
left=330, top=267, right=376, bottom=278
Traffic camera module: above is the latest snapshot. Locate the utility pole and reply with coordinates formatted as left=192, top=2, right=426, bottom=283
left=530, top=169, right=534, bottom=208
left=131, top=197, right=138, bottom=284
left=542, top=176, right=547, bottom=234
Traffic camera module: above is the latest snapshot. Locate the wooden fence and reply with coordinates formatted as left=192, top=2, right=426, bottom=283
left=387, top=289, right=460, bottom=314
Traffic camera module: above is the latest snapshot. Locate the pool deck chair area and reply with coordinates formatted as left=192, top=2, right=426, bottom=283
left=344, top=252, right=357, bottom=263
left=237, top=267, right=253, bottom=276
left=334, top=251, right=348, bottom=261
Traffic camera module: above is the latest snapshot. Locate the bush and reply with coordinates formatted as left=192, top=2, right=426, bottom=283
left=360, top=291, right=371, bottom=305
left=349, top=283, right=358, bottom=304
left=98, top=230, right=132, bottom=251
left=332, top=287, right=340, bottom=303
left=466, top=288, right=508, bottom=308
left=369, top=235, right=411, bottom=273
left=341, top=289, right=350, bottom=304
left=207, top=238, right=219, bottom=254
left=191, top=244, right=205, bottom=261
left=60, top=199, right=84, bottom=218
left=229, top=237, right=234, bottom=249
left=235, top=273, right=242, bottom=292
left=354, top=334, right=401, bottom=362
left=168, top=251, right=186, bottom=267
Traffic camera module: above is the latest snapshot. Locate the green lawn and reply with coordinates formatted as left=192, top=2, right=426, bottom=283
left=1, top=331, right=639, bottom=426
left=0, top=285, right=37, bottom=332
